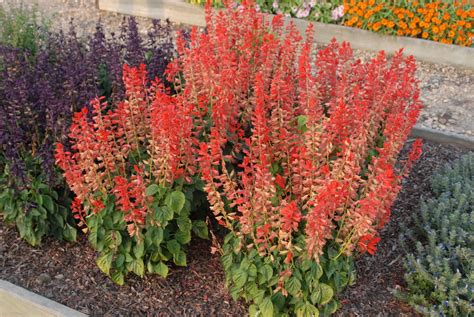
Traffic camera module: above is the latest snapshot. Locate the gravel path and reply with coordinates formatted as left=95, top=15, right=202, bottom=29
left=24, top=0, right=474, bottom=138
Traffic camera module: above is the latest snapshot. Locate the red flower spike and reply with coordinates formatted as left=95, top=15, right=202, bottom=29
left=55, top=64, right=198, bottom=235
left=180, top=3, right=422, bottom=261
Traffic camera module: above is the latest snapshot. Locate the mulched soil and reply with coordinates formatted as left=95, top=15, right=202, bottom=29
left=0, top=141, right=470, bottom=316
left=336, top=141, right=470, bottom=316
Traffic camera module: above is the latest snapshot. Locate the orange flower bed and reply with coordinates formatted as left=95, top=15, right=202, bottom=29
left=343, top=0, right=474, bottom=46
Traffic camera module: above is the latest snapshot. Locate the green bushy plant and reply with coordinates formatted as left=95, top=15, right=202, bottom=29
left=0, top=1, right=49, bottom=54
left=223, top=233, right=355, bottom=316
left=398, top=153, right=473, bottom=316
left=0, top=155, right=76, bottom=246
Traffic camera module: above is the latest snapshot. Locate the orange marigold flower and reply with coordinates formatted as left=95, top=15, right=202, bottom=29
left=457, top=20, right=466, bottom=27
left=422, top=32, right=429, bottom=38
left=448, top=30, right=455, bottom=38
left=432, top=26, right=439, bottom=34
left=369, top=0, right=375, bottom=5
left=397, top=29, right=404, bottom=36
left=373, top=22, right=382, bottom=31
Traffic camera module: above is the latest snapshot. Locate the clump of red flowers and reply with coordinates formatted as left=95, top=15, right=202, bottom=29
left=180, top=0, right=423, bottom=262
left=56, top=64, right=196, bottom=236
left=55, top=64, right=201, bottom=283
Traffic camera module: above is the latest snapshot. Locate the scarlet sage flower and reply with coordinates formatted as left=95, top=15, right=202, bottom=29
left=185, top=1, right=422, bottom=262
left=56, top=64, right=197, bottom=238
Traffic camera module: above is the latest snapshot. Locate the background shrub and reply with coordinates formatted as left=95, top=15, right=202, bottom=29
left=0, top=1, right=175, bottom=245
left=399, top=153, right=473, bottom=316
left=170, top=2, right=423, bottom=315
left=0, top=1, right=49, bottom=54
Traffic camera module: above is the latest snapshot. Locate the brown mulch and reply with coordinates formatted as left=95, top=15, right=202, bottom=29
left=0, top=141, right=470, bottom=316
left=0, top=227, right=246, bottom=316
left=336, top=141, right=470, bottom=316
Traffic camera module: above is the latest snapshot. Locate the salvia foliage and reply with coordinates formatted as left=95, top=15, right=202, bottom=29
left=167, top=1, right=424, bottom=315
left=55, top=65, right=208, bottom=284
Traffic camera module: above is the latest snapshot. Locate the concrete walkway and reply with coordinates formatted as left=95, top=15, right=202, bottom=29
left=0, top=280, right=86, bottom=317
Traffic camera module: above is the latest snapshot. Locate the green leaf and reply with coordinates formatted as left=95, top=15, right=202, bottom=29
left=165, top=191, right=186, bottom=214
left=192, top=220, right=209, bottom=239
left=153, top=227, right=164, bottom=247
left=147, top=260, right=154, bottom=273
left=175, top=229, right=191, bottom=244
left=63, top=224, right=77, bottom=242
left=177, top=216, right=192, bottom=232
left=133, top=242, right=145, bottom=258
left=130, top=258, right=145, bottom=277
left=258, top=264, right=273, bottom=284
left=111, top=271, right=124, bottom=285
left=173, top=250, right=187, bottom=266
left=115, top=254, right=125, bottom=268
left=221, top=253, right=233, bottom=271
left=232, top=269, right=248, bottom=289
left=105, top=230, right=122, bottom=249
left=145, top=184, right=160, bottom=196
left=166, top=239, right=181, bottom=256
left=285, top=276, right=302, bottom=296
left=319, top=283, right=334, bottom=305
left=248, top=264, right=257, bottom=278
left=310, top=286, right=321, bottom=305
left=259, top=297, right=274, bottom=317
left=41, top=195, right=54, bottom=212
left=297, top=115, right=308, bottom=132
left=296, top=303, right=319, bottom=317
left=271, top=292, right=286, bottom=312
left=155, top=206, right=174, bottom=224
left=313, top=262, right=323, bottom=280
left=154, top=262, right=169, bottom=278
left=249, top=304, right=259, bottom=317
left=96, top=253, right=113, bottom=275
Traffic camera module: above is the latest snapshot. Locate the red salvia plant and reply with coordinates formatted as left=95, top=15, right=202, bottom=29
left=55, top=64, right=208, bottom=284
left=175, top=1, right=423, bottom=315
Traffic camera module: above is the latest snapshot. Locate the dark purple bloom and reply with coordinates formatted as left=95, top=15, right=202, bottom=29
left=0, top=17, right=175, bottom=188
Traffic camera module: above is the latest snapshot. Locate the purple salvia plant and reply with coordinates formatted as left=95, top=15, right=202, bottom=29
left=0, top=17, right=176, bottom=188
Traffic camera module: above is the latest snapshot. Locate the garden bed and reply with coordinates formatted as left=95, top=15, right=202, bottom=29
left=0, top=141, right=469, bottom=316
left=97, top=0, right=474, bottom=69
